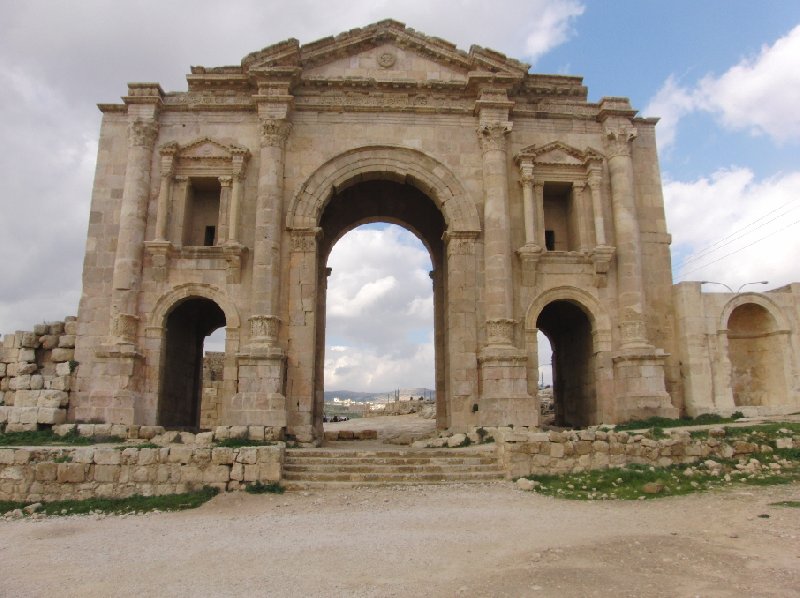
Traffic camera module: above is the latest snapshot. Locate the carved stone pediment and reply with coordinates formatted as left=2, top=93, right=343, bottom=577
left=179, top=137, right=247, bottom=161
left=516, top=141, right=604, bottom=168
left=242, top=19, right=529, bottom=84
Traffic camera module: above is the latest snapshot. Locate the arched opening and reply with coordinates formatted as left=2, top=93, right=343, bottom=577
left=536, top=300, right=595, bottom=427
left=316, top=179, right=446, bottom=433
left=159, top=297, right=226, bottom=429
left=727, top=303, right=787, bottom=407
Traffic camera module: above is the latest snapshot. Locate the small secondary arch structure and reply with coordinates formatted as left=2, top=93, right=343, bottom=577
left=718, top=293, right=794, bottom=411
left=146, top=284, right=241, bottom=428
left=525, top=286, right=613, bottom=427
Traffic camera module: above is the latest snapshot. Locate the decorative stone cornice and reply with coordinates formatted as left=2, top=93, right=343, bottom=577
left=128, top=119, right=158, bottom=148
left=477, top=122, right=512, bottom=153
left=260, top=119, right=293, bottom=148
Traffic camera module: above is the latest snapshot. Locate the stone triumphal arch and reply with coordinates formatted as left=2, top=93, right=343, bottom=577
left=69, top=20, right=800, bottom=443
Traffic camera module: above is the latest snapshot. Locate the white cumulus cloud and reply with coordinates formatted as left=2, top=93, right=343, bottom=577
left=645, top=24, right=800, bottom=151
left=666, top=168, right=800, bottom=287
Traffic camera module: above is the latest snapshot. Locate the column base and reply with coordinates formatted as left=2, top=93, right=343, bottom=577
left=227, top=353, right=287, bottom=428
left=612, top=349, right=678, bottom=422
left=477, top=348, right=537, bottom=427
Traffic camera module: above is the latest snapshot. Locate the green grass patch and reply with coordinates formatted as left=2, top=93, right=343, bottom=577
left=770, top=500, right=800, bottom=508
left=214, top=438, right=275, bottom=449
left=122, top=442, right=160, bottom=449
left=612, top=412, right=745, bottom=432
left=244, top=481, right=284, bottom=494
left=0, top=486, right=219, bottom=517
left=522, top=457, right=800, bottom=501
left=0, top=429, right=124, bottom=447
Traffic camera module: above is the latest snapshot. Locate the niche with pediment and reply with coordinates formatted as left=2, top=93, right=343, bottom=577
left=146, top=137, right=249, bottom=283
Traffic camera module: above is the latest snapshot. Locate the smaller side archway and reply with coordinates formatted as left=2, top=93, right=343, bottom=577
left=146, top=284, right=241, bottom=429
left=158, top=297, right=225, bottom=428
left=525, top=287, right=612, bottom=427
left=725, top=301, right=788, bottom=408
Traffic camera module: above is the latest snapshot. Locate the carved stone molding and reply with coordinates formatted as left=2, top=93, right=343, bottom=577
left=517, top=243, right=543, bottom=287
left=590, top=244, right=615, bottom=288
left=222, top=243, right=246, bottom=284
left=289, top=228, right=321, bottom=253
left=112, top=313, right=139, bottom=344
left=144, top=240, right=172, bottom=283
left=260, top=119, right=292, bottom=148
left=128, top=119, right=159, bottom=148
left=603, top=124, right=638, bottom=159
left=443, top=230, right=479, bottom=256
left=249, top=314, right=280, bottom=344
left=486, top=318, right=516, bottom=347
left=476, top=122, right=512, bottom=154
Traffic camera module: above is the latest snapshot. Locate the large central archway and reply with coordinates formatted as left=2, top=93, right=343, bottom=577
left=316, top=179, right=446, bottom=431
left=286, top=146, right=482, bottom=440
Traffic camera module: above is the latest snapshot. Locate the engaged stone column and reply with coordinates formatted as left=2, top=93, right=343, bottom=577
left=477, top=121, right=515, bottom=347
left=250, top=117, right=292, bottom=348
left=153, top=143, right=177, bottom=242
left=110, top=115, right=159, bottom=340
left=603, top=120, right=649, bottom=349
left=587, top=164, right=606, bottom=246
left=515, top=159, right=544, bottom=286
left=227, top=148, right=249, bottom=245
left=520, top=164, right=536, bottom=246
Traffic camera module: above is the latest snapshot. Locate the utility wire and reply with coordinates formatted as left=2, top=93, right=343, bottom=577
left=678, top=198, right=800, bottom=272
left=679, top=216, right=800, bottom=278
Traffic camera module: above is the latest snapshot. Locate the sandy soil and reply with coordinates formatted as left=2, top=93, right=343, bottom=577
left=1, top=482, right=798, bottom=597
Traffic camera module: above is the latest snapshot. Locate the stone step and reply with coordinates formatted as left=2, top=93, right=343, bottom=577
left=282, top=478, right=504, bottom=491
left=282, top=446, right=504, bottom=490
left=283, top=463, right=502, bottom=474
left=285, top=455, right=497, bottom=467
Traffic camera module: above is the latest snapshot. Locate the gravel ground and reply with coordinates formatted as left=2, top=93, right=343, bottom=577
left=2, top=482, right=798, bottom=597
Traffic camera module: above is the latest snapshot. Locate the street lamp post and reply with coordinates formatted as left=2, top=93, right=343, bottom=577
left=700, top=280, right=769, bottom=294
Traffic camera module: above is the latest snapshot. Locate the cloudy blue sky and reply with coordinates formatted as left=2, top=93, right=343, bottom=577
left=1, top=1, right=799, bottom=391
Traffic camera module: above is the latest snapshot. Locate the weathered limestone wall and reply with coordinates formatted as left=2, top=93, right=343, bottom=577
left=673, top=282, right=800, bottom=417
left=0, top=444, right=284, bottom=502
left=0, top=318, right=78, bottom=432
left=494, top=426, right=800, bottom=480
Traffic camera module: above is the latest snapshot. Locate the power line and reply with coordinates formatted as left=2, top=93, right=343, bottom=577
left=679, top=216, right=800, bottom=278
left=678, top=198, right=800, bottom=272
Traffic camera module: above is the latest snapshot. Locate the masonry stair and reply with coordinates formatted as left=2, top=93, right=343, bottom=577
left=282, top=446, right=505, bottom=490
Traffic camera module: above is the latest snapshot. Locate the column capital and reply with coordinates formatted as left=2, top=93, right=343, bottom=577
left=603, top=123, right=638, bottom=158
left=128, top=119, right=158, bottom=148
left=218, top=175, right=233, bottom=188
left=289, top=227, right=322, bottom=253
left=518, top=161, right=535, bottom=184
left=260, top=118, right=292, bottom=148
left=476, top=121, right=512, bottom=153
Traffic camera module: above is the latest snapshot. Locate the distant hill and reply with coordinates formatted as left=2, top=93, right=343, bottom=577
left=324, top=388, right=434, bottom=402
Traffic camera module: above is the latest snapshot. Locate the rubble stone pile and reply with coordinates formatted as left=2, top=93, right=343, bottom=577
left=0, top=318, right=78, bottom=433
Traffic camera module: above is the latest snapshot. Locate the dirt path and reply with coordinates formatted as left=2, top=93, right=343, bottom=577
left=2, top=482, right=798, bottom=597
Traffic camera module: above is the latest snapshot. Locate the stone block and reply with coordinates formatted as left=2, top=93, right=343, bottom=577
left=50, top=348, right=74, bottom=363
left=37, top=408, right=66, bottom=425
left=35, top=462, right=58, bottom=481
left=57, top=463, right=87, bottom=483
left=58, top=335, right=76, bottom=348
left=338, top=430, right=355, bottom=440
left=94, top=448, right=121, bottom=465
left=19, top=348, right=36, bottom=363
left=77, top=424, right=95, bottom=437
left=247, top=426, right=265, bottom=441
left=196, top=432, right=214, bottom=445
left=33, top=323, right=48, bottom=336
left=138, top=426, right=164, bottom=440
left=14, top=390, right=39, bottom=407
left=168, top=447, right=193, bottom=464
left=229, top=426, right=248, bottom=439
left=40, top=335, right=59, bottom=350
left=29, top=375, right=44, bottom=390
left=236, top=447, right=258, bottom=464
left=19, top=333, right=37, bottom=349
left=64, top=320, right=77, bottom=335
left=94, top=464, right=121, bottom=483
left=357, top=429, right=378, bottom=440
left=38, top=390, right=69, bottom=408
left=52, top=423, right=76, bottom=437
left=324, top=431, right=339, bottom=441
left=46, top=375, right=71, bottom=392
left=211, top=447, right=234, bottom=464
left=549, top=443, right=565, bottom=458
left=137, top=448, right=159, bottom=465
left=202, top=464, right=231, bottom=484
left=55, top=361, right=72, bottom=376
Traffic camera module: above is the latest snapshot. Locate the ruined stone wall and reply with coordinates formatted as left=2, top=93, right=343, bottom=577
left=494, top=426, right=799, bottom=479
left=0, top=318, right=78, bottom=432
left=0, top=443, right=283, bottom=502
